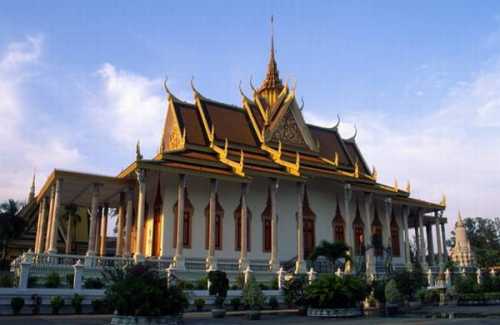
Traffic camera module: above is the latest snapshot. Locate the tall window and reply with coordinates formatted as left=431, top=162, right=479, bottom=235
left=302, top=187, right=316, bottom=259
left=332, top=202, right=345, bottom=242
left=173, top=188, right=193, bottom=248
left=234, top=199, right=251, bottom=251
left=152, top=180, right=163, bottom=257
left=261, top=187, right=272, bottom=252
left=372, top=210, right=383, bottom=257
left=353, top=205, right=364, bottom=256
left=391, top=216, right=401, bottom=257
left=205, top=194, right=224, bottom=250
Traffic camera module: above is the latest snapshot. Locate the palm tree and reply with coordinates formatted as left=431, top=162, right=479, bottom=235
left=0, top=200, right=24, bottom=266
left=309, top=240, right=351, bottom=271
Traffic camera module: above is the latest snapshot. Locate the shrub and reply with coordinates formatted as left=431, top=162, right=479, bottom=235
left=31, top=294, right=41, bottom=315
left=259, top=283, right=270, bottom=290
left=242, top=278, right=266, bottom=310
left=230, top=297, right=241, bottom=311
left=71, top=294, right=84, bottom=314
left=50, top=296, right=65, bottom=314
left=194, top=298, right=205, bottom=312
left=391, top=270, right=426, bottom=301
left=372, top=279, right=386, bottom=304
left=28, top=276, right=38, bottom=288
left=454, top=275, right=478, bottom=294
left=0, top=274, right=15, bottom=287
left=283, top=274, right=307, bottom=307
left=66, top=273, right=74, bottom=288
left=385, top=279, right=402, bottom=305
left=83, top=277, right=104, bottom=289
left=104, top=263, right=189, bottom=316
left=91, top=299, right=107, bottom=314
left=208, top=270, right=229, bottom=308
left=416, top=288, right=441, bottom=305
left=45, top=272, right=61, bottom=288
left=195, top=276, right=208, bottom=290
left=270, top=276, right=279, bottom=290
left=10, top=297, right=24, bottom=315
left=268, top=296, right=279, bottom=309
left=235, top=272, right=245, bottom=289
left=304, top=274, right=368, bottom=309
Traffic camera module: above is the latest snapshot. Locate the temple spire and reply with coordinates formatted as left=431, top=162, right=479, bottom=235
left=28, top=170, right=35, bottom=202
left=259, top=15, right=283, bottom=93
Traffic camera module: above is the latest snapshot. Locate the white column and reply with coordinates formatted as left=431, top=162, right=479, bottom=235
left=435, top=211, right=444, bottom=269
left=94, top=207, right=101, bottom=253
left=238, top=183, right=249, bottom=270
left=206, top=178, right=218, bottom=269
left=160, top=181, right=169, bottom=259
left=36, top=197, right=48, bottom=254
left=45, top=186, right=55, bottom=252
left=383, top=198, right=392, bottom=259
left=34, top=201, right=44, bottom=252
left=116, top=192, right=125, bottom=256
left=65, top=212, right=73, bottom=254
left=363, top=192, right=374, bottom=277
left=99, top=204, right=109, bottom=256
left=402, top=205, right=412, bottom=269
left=134, top=169, right=146, bottom=262
left=123, top=187, right=134, bottom=257
left=343, top=184, right=354, bottom=273
left=48, top=178, right=63, bottom=254
left=173, top=174, right=186, bottom=270
left=86, top=183, right=101, bottom=256
left=269, top=178, right=280, bottom=272
left=73, top=260, right=84, bottom=290
left=418, top=210, right=428, bottom=269
left=295, top=182, right=306, bottom=274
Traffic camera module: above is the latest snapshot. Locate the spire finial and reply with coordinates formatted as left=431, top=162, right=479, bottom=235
left=136, top=140, right=143, bottom=161
left=28, top=169, right=36, bottom=202
left=259, top=15, right=283, bottom=93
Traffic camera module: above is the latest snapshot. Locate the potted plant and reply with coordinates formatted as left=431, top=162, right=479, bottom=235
left=194, top=298, right=205, bottom=312
left=50, top=296, right=65, bottom=314
left=104, top=263, right=189, bottom=324
left=283, top=274, right=307, bottom=314
left=45, top=272, right=61, bottom=288
left=304, top=274, right=367, bottom=317
left=208, top=270, right=229, bottom=318
left=242, top=278, right=266, bottom=320
left=384, top=279, right=402, bottom=316
left=268, top=296, right=279, bottom=310
left=230, top=297, right=241, bottom=311
left=10, top=297, right=24, bottom=315
left=71, top=294, right=84, bottom=314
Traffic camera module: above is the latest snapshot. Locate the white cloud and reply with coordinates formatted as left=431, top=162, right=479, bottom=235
left=304, top=61, right=500, bottom=231
left=92, top=63, right=164, bottom=156
left=0, top=36, right=82, bottom=201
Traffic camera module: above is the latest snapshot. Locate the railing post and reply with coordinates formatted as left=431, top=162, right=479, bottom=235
left=18, top=250, right=33, bottom=289
left=277, top=267, right=286, bottom=290
left=166, top=265, right=176, bottom=288
left=244, top=265, right=253, bottom=286
left=335, top=267, right=344, bottom=278
left=307, top=267, right=317, bottom=284
left=445, top=268, right=452, bottom=288
left=427, top=268, right=434, bottom=287
left=476, top=268, right=482, bottom=286
left=73, top=259, right=84, bottom=290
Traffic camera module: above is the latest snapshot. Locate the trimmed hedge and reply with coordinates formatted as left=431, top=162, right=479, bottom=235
left=457, top=292, right=500, bottom=305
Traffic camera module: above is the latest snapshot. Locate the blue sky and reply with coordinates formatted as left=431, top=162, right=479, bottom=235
left=1, top=1, right=499, bottom=230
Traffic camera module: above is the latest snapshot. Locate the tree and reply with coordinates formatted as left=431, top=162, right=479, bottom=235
left=448, top=217, right=500, bottom=268
left=0, top=200, right=25, bottom=266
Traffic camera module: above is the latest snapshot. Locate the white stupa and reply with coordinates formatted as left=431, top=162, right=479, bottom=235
left=450, top=212, right=475, bottom=267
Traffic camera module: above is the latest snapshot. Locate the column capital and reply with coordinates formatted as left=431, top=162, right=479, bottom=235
left=136, top=169, right=146, bottom=183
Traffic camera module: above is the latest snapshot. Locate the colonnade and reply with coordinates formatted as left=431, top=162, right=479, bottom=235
left=33, top=170, right=448, bottom=275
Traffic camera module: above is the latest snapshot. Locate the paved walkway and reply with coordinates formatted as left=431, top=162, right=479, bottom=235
left=1, top=306, right=500, bottom=325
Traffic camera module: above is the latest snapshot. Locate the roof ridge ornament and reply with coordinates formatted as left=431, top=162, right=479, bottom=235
left=440, top=194, right=447, bottom=207
left=346, top=124, right=358, bottom=142
left=393, top=178, right=398, bottom=192
left=371, top=166, right=378, bottom=181
left=406, top=180, right=411, bottom=193
left=136, top=140, right=143, bottom=161
left=332, top=114, right=341, bottom=131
